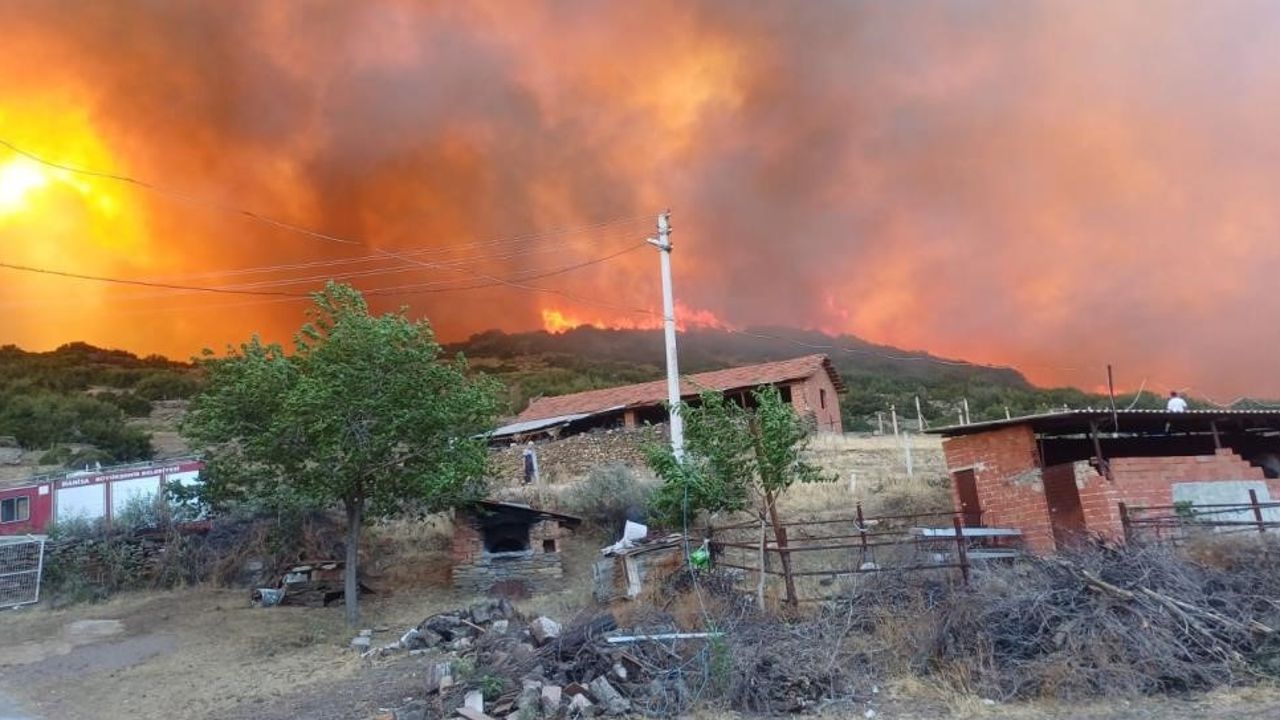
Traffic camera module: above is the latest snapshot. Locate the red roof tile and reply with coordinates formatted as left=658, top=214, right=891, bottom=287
left=516, top=354, right=844, bottom=421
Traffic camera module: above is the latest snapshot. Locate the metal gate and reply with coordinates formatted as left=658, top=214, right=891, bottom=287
left=0, top=535, right=45, bottom=609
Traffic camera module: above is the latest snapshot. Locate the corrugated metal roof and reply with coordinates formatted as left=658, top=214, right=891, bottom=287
left=472, top=500, right=582, bottom=526
left=516, top=354, right=844, bottom=422
left=486, top=410, right=606, bottom=440
left=929, top=408, right=1280, bottom=437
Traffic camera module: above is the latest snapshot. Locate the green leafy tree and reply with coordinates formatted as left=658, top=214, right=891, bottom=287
left=184, top=282, right=499, bottom=624
left=647, top=385, right=832, bottom=605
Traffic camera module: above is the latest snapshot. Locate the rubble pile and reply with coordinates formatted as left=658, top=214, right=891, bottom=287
left=379, top=603, right=730, bottom=719
left=377, top=572, right=871, bottom=718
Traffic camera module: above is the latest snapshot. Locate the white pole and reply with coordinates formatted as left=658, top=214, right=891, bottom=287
left=1005, top=406, right=1011, bottom=420
left=904, top=433, right=914, bottom=479
left=915, top=395, right=926, bottom=432
left=877, top=412, right=884, bottom=435
left=890, top=405, right=899, bottom=438
left=649, top=211, right=684, bottom=461
left=962, top=398, right=971, bottom=425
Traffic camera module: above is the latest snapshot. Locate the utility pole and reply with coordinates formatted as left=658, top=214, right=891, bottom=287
left=915, top=395, right=926, bottom=432
left=876, top=412, right=884, bottom=435
left=890, top=405, right=899, bottom=438
left=649, top=211, right=684, bottom=461
left=962, top=397, right=971, bottom=425
left=1106, top=363, right=1119, bottom=430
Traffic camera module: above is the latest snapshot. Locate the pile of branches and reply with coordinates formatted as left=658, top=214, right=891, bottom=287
left=924, top=542, right=1280, bottom=700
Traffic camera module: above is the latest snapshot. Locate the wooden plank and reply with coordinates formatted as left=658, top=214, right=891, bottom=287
left=911, top=527, right=1021, bottom=538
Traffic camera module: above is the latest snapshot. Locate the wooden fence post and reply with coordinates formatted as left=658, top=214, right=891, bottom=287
left=1250, top=490, right=1266, bottom=535
left=1119, top=502, right=1132, bottom=544
left=855, top=502, right=868, bottom=566
left=952, top=516, right=970, bottom=586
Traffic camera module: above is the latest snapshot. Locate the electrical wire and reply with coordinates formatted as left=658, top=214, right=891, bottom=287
left=1123, top=378, right=1148, bottom=410
left=0, top=137, right=650, bottom=251
left=0, top=241, right=649, bottom=302
left=0, top=261, right=308, bottom=297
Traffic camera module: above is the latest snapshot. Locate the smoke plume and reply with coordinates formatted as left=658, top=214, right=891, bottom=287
left=2, top=1, right=1279, bottom=398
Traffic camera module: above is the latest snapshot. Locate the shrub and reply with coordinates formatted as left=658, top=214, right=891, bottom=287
left=0, top=390, right=152, bottom=461
left=132, top=371, right=202, bottom=401
left=100, top=391, right=154, bottom=417
left=562, top=463, right=656, bottom=532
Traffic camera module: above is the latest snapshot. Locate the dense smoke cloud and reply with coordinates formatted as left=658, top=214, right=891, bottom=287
left=2, top=1, right=1279, bottom=397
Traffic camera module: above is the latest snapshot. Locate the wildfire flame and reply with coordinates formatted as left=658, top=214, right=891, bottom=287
left=541, top=304, right=734, bottom=334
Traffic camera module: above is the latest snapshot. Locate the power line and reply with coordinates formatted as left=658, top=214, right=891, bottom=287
left=2, top=135, right=653, bottom=254
left=134, top=217, right=651, bottom=285
left=0, top=136, right=648, bottom=251
left=0, top=261, right=307, bottom=297
left=0, top=240, right=649, bottom=303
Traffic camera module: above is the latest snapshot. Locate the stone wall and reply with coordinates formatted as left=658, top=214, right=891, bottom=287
left=452, top=551, right=564, bottom=597
left=451, top=512, right=575, bottom=596
left=489, top=425, right=665, bottom=486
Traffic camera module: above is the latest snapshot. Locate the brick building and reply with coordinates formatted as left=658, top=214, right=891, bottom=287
left=932, top=410, right=1280, bottom=554
left=450, top=501, right=581, bottom=597
left=488, top=354, right=846, bottom=444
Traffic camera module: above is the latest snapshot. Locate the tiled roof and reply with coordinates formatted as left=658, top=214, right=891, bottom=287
left=516, top=354, right=844, bottom=422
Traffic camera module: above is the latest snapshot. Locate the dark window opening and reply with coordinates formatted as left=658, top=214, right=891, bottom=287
left=542, top=539, right=557, bottom=553
left=820, top=388, right=827, bottom=409
left=634, top=405, right=669, bottom=426
left=483, top=522, right=531, bottom=554
left=778, top=385, right=792, bottom=404
left=1, top=496, right=30, bottom=523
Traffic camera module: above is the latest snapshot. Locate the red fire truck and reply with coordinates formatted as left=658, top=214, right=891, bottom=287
left=0, top=458, right=203, bottom=536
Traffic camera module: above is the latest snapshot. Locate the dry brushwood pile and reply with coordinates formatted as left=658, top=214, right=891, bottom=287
left=381, top=541, right=1280, bottom=718
left=837, top=538, right=1280, bottom=701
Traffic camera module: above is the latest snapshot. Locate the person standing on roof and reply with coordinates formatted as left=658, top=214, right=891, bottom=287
left=1166, top=391, right=1188, bottom=412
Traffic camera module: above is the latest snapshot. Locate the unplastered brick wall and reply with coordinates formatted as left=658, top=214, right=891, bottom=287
left=1109, top=450, right=1280, bottom=513
left=943, top=424, right=1056, bottom=554
left=1072, top=462, right=1124, bottom=543
left=489, top=425, right=664, bottom=485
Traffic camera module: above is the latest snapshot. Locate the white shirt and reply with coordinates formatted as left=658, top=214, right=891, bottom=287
left=1167, top=396, right=1188, bottom=412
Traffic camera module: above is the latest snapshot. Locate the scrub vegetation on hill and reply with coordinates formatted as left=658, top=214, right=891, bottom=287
left=0, top=342, right=201, bottom=464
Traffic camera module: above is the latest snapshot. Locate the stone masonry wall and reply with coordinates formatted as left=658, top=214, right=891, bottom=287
left=452, top=552, right=564, bottom=596
left=490, top=425, right=664, bottom=486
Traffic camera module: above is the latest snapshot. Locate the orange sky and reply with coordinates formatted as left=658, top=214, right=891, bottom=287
left=2, top=1, right=1280, bottom=399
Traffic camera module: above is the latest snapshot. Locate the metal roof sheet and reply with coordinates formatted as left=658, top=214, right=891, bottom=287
left=929, top=408, right=1280, bottom=438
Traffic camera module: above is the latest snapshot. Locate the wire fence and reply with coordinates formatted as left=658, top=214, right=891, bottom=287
left=1120, top=490, right=1280, bottom=545
left=0, top=535, right=46, bottom=609
left=707, top=504, right=1022, bottom=605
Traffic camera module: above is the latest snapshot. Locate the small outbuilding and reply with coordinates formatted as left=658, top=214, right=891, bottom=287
left=931, top=409, right=1280, bottom=554
left=451, top=501, right=581, bottom=597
